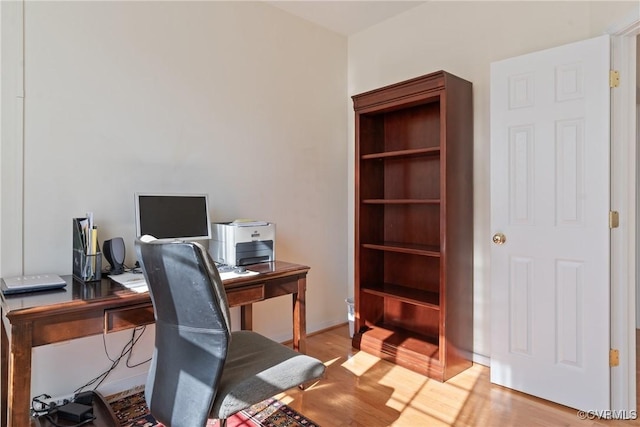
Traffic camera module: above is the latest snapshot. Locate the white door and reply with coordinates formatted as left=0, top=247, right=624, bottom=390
left=490, top=34, right=611, bottom=411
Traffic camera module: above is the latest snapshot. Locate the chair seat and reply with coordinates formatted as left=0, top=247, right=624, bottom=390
left=211, top=331, right=325, bottom=420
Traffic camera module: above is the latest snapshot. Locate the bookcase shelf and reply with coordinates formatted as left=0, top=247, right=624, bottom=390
left=352, top=70, right=473, bottom=382
left=361, top=242, right=440, bottom=257
left=361, top=147, right=441, bottom=160
left=361, top=283, right=440, bottom=309
left=362, top=199, right=441, bottom=205
left=353, top=324, right=443, bottom=378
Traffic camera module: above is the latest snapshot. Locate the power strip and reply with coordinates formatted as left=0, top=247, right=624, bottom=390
left=41, top=393, right=74, bottom=408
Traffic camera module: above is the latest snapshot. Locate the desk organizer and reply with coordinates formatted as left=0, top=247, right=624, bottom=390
left=73, top=217, right=102, bottom=282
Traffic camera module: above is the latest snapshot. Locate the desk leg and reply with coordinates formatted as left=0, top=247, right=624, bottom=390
left=1, top=310, right=7, bottom=427
left=8, top=323, right=32, bottom=427
left=292, top=275, right=307, bottom=354
left=240, top=304, right=253, bottom=331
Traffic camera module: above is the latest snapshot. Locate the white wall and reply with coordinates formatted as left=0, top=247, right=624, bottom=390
left=1, top=1, right=348, bottom=398
left=347, top=1, right=639, bottom=361
left=1, top=0, right=24, bottom=277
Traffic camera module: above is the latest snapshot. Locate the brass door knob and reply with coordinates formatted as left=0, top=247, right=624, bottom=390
left=492, top=233, right=506, bottom=245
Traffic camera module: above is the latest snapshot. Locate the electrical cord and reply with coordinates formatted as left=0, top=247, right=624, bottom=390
left=74, top=325, right=151, bottom=395
left=31, top=394, right=54, bottom=417
left=126, top=327, right=152, bottom=369
left=123, top=261, right=142, bottom=274
left=33, top=289, right=152, bottom=422
left=104, top=261, right=143, bottom=276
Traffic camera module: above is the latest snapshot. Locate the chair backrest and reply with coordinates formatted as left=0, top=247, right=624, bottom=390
left=135, top=238, right=232, bottom=427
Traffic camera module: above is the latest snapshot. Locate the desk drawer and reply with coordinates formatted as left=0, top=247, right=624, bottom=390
left=227, top=284, right=264, bottom=307
left=33, top=312, right=105, bottom=346
left=105, top=303, right=155, bottom=333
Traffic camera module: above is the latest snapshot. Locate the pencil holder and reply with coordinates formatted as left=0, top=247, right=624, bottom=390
left=72, top=217, right=102, bottom=282
left=73, top=251, right=102, bottom=282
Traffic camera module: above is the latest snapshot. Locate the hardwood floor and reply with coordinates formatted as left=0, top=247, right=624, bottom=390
left=279, top=325, right=639, bottom=426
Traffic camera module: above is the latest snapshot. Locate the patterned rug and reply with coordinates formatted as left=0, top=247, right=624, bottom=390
left=108, top=390, right=320, bottom=427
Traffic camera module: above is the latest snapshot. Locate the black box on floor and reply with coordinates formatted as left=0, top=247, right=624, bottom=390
left=57, top=402, right=93, bottom=422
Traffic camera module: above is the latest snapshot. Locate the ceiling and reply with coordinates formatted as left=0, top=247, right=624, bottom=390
left=266, top=1, right=427, bottom=36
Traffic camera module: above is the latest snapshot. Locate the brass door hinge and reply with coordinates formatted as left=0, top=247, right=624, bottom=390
left=610, top=349, right=619, bottom=367
left=610, top=70, right=620, bottom=88
left=609, top=211, right=619, bottom=228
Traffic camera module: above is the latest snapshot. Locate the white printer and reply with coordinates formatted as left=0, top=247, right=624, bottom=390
left=209, top=221, right=275, bottom=267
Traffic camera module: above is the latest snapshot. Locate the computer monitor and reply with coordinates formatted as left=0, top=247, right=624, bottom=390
left=135, top=193, right=212, bottom=241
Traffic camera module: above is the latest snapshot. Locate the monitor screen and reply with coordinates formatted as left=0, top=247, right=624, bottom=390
left=135, top=193, right=212, bottom=241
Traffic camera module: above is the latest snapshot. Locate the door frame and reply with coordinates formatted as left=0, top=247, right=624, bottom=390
left=609, top=10, right=639, bottom=413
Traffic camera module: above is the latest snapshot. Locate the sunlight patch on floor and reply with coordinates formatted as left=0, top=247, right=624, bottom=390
left=340, top=350, right=381, bottom=376
left=277, top=394, right=294, bottom=405
left=336, top=346, right=488, bottom=427
left=382, top=379, right=462, bottom=425
left=442, top=364, right=485, bottom=393
left=322, top=356, right=342, bottom=367
left=374, top=363, right=485, bottom=426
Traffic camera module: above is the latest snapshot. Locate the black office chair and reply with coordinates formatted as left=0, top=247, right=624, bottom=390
left=135, top=237, right=325, bottom=427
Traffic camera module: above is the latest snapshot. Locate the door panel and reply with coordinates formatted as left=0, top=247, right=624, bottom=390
left=490, top=34, right=611, bottom=411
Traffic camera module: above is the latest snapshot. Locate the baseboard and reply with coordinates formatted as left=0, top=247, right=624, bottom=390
left=275, top=319, right=346, bottom=344
left=472, top=352, right=490, bottom=367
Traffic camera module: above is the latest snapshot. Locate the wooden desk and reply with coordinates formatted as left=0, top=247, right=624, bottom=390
left=0, top=261, right=309, bottom=427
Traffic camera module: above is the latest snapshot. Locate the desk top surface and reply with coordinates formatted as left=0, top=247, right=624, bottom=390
left=1, top=260, right=309, bottom=319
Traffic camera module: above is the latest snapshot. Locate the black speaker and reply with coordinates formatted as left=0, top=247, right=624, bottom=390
left=103, top=237, right=125, bottom=275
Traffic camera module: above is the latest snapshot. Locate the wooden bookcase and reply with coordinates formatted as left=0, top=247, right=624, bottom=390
left=352, top=70, right=473, bottom=381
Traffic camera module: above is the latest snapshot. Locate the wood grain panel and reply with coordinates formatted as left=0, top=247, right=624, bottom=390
left=227, top=284, right=265, bottom=306
left=105, top=304, right=155, bottom=333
